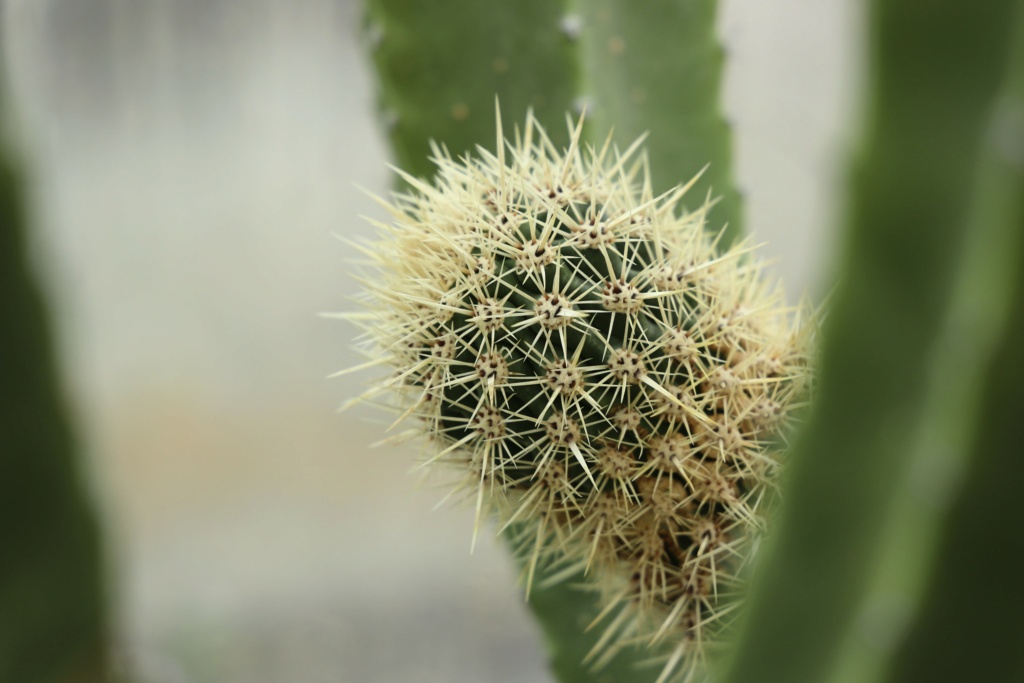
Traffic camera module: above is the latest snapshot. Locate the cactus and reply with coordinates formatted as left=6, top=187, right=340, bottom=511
left=360, top=2, right=743, bottom=679
left=348, top=111, right=809, bottom=681
left=880, top=11, right=1024, bottom=674
left=717, top=2, right=1024, bottom=683
left=364, top=0, right=740, bottom=244
left=0, top=126, right=109, bottom=678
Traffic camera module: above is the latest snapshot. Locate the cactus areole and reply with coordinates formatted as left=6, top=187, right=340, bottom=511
left=347, top=112, right=809, bottom=681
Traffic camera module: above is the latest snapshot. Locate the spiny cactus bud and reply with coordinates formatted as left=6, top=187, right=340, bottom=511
left=346, top=112, right=810, bottom=682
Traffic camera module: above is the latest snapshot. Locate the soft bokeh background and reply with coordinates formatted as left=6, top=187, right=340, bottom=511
left=3, top=1, right=860, bottom=681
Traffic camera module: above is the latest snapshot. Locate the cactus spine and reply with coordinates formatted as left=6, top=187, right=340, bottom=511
left=350, top=112, right=809, bottom=681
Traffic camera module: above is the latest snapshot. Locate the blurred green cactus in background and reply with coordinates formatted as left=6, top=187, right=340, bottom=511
left=720, top=2, right=1024, bottom=682
left=0, top=100, right=109, bottom=683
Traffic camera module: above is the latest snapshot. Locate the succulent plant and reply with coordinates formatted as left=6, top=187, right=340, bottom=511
left=349, top=110, right=810, bottom=681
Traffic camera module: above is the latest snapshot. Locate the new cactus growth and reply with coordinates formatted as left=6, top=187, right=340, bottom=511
left=349, top=110, right=810, bottom=682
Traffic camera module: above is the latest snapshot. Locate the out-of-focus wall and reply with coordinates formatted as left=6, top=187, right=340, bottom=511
left=2, top=1, right=860, bottom=681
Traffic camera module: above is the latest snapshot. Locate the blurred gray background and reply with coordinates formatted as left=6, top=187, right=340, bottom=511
left=2, top=1, right=860, bottom=681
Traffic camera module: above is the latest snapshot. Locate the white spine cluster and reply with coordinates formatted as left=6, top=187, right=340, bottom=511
left=346, top=112, right=810, bottom=682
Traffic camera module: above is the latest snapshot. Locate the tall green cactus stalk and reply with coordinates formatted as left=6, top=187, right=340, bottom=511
left=0, top=116, right=109, bottom=679
left=717, top=2, right=1024, bottom=683
left=365, top=0, right=740, bottom=245
left=360, top=2, right=749, bottom=681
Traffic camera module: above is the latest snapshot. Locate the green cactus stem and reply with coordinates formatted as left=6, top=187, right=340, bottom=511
left=716, top=3, right=1022, bottom=683
left=880, top=4, right=1024, bottom=680
left=364, top=0, right=579, bottom=179
left=575, top=0, right=741, bottom=244
left=0, top=131, right=109, bottom=678
left=364, top=0, right=740, bottom=243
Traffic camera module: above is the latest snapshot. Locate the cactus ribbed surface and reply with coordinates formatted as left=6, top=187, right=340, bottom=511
left=575, top=0, right=741, bottom=243
left=364, top=0, right=740, bottom=243
left=350, top=114, right=808, bottom=681
left=364, top=0, right=579, bottom=180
